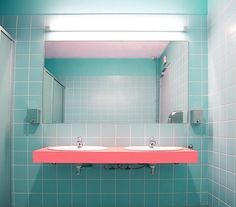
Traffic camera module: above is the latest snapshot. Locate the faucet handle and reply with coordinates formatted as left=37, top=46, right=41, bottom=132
left=149, top=136, right=155, bottom=141
left=149, top=136, right=157, bottom=142
left=77, top=136, right=83, bottom=148
left=77, top=136, right=82, bottom=142
left=149, top=136, right=158, bottom=147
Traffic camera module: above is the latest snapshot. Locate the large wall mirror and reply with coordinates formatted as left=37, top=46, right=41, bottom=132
left=43, top=41, right=188, bottom=124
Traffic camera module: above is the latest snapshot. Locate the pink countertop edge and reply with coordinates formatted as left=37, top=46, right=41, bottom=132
left=33, top=147, right=198, bottom=164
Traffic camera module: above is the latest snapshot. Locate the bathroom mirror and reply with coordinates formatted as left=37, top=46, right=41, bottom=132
left=43, top=41, right=188, bottom=124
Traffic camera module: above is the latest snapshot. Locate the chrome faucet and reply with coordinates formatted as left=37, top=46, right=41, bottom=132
left=77, top=137, right=83, bottom=148
left=149, top=137, right=158, bottom=148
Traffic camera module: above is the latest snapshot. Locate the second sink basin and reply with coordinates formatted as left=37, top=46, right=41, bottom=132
left=47, top=146, right=108, bottom=151
left=124, top=146, right=184, bottom=151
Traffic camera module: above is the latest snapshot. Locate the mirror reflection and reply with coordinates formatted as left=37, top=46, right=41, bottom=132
left=43, top=41, right=188, bottom=124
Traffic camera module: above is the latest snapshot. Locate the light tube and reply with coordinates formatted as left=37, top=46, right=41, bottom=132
left=46, top=15, right=187, bottom=32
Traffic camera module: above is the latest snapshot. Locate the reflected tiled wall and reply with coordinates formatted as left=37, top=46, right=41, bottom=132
left=63, top=76, right=157, bottom=123
left=1, top=15, right=208, bottom=207
left=208, top=0, right=236, bottom=207
left=45, top=58, right=158, bottom=123
left=160, top=42, right=188, bottom=123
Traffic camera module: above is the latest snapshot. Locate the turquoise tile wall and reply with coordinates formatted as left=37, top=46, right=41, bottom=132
left=0, top=0, right=208, bottom=15
left=2, top=15, right=208, bottom=207
left=208, top=0, right=236, bottom=207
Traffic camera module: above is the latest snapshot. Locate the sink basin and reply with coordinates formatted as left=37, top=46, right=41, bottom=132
left=47, top=146, right=108, bottom=151
left=124, top=146, right=184, bottom=151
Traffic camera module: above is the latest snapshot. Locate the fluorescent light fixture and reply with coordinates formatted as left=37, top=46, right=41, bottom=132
left=46, top=15, right=187, bottom=32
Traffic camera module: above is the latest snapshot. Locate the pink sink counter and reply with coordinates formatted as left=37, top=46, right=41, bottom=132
left=33, top=147, right=198, bottom=164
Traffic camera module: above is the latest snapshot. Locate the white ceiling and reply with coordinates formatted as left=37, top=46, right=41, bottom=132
left=45, top=41, right=169, bottom=58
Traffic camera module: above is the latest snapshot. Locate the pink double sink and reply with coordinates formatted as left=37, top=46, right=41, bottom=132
left=33, top=145, right=198, bottom=164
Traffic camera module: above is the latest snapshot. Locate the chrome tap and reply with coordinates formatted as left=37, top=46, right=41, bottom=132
left=149, top=137, right=158, bottom=148
left=77, top=137, right=83, bottom=148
